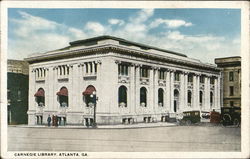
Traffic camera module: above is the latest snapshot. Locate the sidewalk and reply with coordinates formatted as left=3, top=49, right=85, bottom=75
left=9, top=122, right=177, bottom=129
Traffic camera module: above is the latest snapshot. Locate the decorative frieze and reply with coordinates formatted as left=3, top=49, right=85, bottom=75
left=118, top=76, right=130, bottom=83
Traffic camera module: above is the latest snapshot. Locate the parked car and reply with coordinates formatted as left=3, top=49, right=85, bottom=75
left=179, top=111, right=201, bottom=125
left=210, top=110, right=221, bottom=124
left=221, top=107, right=241, bottom=127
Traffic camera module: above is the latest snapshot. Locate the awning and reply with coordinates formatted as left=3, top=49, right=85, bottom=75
left=82, top=86, right=96, bottom=96
left=34, top=89, right=44, bottom=97
left=56, top=87, right=68, bottom=96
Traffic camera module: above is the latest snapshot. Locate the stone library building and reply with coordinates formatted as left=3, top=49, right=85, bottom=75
left=25, top=35, right=222, bottom=126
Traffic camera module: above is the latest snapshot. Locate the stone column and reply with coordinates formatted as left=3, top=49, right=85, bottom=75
left=70, top=64, right=78, bottom=111
left=166, top=70, right=171, bottom=112
left=196, top=75, right=200, bottom=110
left=149, top=68, right=154, bottom=114
left=44, top=68, right=49, bottom=111
left=130, top=64, right=135, bottom=115
left=53, top=67, right=58, bottom=111
left=170, top=71, right=174, bottom=113
left=184, top=73, right=188, bottom=111
left=135, top=65, right=140, bottom=114
left=192, top=75, right=197, bottom=109
left=214, top=77, right=218, bottom=110
left=179, top=72, right=185, bottom=112
left=204, top=76, right=211, bottom=110
left=217, top=76, right=221, bottom=109
left=154, top=68, right=159, bottom=113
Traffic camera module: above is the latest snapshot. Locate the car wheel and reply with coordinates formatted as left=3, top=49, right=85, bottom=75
left=186, top=120, right=191, bottom=126
left=233, top=118, right=240, bottom=127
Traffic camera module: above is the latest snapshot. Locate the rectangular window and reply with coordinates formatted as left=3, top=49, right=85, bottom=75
left=188, top=75, right=193, bottom=82
left=118, top=64, right=129, bottom=76
left=230, top=101, right=234, bottom=107
left=200, top=76, right=205, bottom=83
left=229, top=71, right=234, bottom=81
left=210, top=78, right=215, bottom=84
left=229, top=86, right=234, bottom=96
left=140, top=68, right=149, bottom=78
left=174, top=72, right=180, bottom=81
left=158, top=70, right=165, bottom=80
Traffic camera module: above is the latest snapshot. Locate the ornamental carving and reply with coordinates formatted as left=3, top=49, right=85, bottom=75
left=210, top=84, right=215, bottom=90
left=158, top=80, right=166, bottom=86
left=174, top=84, right=180, bottom=89
left=200, top=84, right=205, bottom=90
left=118, top=76, right=130, bottom=83
left=140, top=78, right=149, bottom=85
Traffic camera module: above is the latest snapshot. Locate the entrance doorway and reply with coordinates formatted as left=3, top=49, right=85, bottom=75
left=36, top=115, right=43, bottom=125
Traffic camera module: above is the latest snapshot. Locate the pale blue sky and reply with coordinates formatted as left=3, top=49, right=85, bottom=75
left=8, top=8, right=241, bottom=63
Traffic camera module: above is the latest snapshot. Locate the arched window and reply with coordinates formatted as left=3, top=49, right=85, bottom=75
left=140, top=87, right=147, bottom=107
left=82, top=85, right=96, bottom=107
left=34, top=88, right=45, bottom=106
left=174, top=89, right=179, bottom=112
left=199, top=91, right=203, bottom=104
left=210, top=92, right=214, bottom=107
left=158, top=88, right=164, bottom=106
left=188, top=90, right=192, bottom=105
left=118, top=86, right=127, bottom=107
left=56, top=87, right=68, bottom=107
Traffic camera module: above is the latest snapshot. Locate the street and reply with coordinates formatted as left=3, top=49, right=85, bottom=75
left=8, top=125, right=240, bottom=152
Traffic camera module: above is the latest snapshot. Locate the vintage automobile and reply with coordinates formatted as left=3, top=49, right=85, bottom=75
left=221, top=107, right=241, bottom=127
left=179, top=111, right=201, bottom=125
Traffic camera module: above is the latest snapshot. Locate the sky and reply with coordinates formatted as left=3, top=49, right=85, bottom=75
left=8, top=8, right=241, bottom=64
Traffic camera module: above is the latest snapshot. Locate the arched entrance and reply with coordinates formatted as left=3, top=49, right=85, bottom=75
left=82, top=85, right=97, bottom=127
left=174, top=89, right=179, bottom=112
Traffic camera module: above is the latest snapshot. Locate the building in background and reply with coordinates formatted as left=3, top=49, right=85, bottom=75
left=7, top=59, right=29, bottom=124
left=25, top=35, right=222, bottom=126
left=215, top=56, right=241, bottom=108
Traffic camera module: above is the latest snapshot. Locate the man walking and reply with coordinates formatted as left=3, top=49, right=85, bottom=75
left=47, top=115, right=51, bottom=127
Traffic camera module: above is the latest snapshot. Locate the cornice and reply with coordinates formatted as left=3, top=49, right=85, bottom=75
left=25, top=44, right=220, bottom=73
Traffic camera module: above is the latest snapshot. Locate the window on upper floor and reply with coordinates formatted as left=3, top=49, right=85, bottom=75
left=118, top=64, right=129, bottom=76
left=200, top=76, right=205, bottom=83
left=140, top=67, right=149, bottom=78
left=174, top=72, right=180, bottom=81
left=188, top=74, right=193, bottom=82
left=158, top=70, right=165, bottom=80
left=58, top=65, right=70, bottom=76
left=210, top=78, right=215, bottom=84
left=229, top=71, right=234, bottom=81
left=229, top=86, right=234, bottom=96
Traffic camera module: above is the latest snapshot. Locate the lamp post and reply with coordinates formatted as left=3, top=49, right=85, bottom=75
left=90, top=91, right=97, bottom=128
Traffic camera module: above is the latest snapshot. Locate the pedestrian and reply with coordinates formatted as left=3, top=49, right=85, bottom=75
left=52, top=115, right=55, bottom=126
left=47, top=115, right=51, bottom=127
left=55, top=115, right=58, bottom=127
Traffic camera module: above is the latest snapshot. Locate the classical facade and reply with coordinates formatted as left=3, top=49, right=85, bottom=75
left=7, top=60, right=29, bottom=124
left=26, top=35, right=222, bottom=126
left=215, top=56, right=241, bottom=108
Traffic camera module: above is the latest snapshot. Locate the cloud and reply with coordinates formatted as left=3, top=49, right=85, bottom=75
left=167, top=31, right=185, bottom=40
left=130, top=8, right=154, bottom=24
left=150, top=18, right=193, bottom=29
left=108, top=19, right=124, bottom=26
left=8, top=11, right=88, bottom=60
left=84, top=21, right=106, bottom=35
left=8, top=9, right=240, bottom=64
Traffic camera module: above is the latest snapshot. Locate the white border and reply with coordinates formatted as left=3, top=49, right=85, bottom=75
left=1, top=1, right=249, bottom=158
